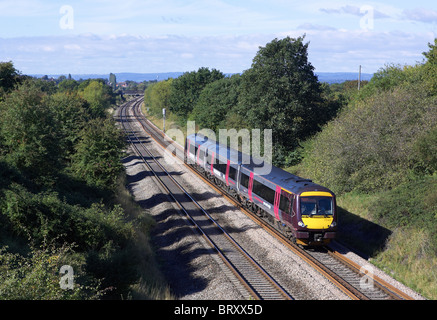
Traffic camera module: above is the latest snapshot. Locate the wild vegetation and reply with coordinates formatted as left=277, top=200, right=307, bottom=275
left=144, top=37, right=437, bottom=299
left=144, top=36, right=341, bottom=166
left=2, top=35, right=435, bottom=300
left=0, top=63, right=170, bottom=299
left=294, top=39, right=437, bottom=299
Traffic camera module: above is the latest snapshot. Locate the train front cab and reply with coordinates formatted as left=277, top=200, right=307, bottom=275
left=294, top=191, right=337, bottom=246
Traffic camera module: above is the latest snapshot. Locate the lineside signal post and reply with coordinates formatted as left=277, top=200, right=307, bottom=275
left=163, top=108, right=166, bottom=133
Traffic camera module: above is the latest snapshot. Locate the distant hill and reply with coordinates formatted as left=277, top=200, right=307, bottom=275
left=113, top=72, right=184, bottom=82
left=30, top=72, right=184, bottom=82
left=316, top=72, right=373, bottom=84
left=31, top=71, right=373, bottom=84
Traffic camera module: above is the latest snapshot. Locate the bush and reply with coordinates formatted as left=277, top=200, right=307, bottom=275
left=1, top=184, right=133, bottom=251
left=143, top=79, right=173, bottom=119
left=412, top=126, right=437, bottom=175
left=370, top=176, right=437, bottom=237
left=0, top=82, right=62, bottom=180
left=71, top=118, right=125, bottom=191
left=298, top=85, right=437, bottom=194
left=0, top=243, right=102, bottom=300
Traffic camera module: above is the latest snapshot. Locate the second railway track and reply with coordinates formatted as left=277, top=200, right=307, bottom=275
left=118, top=97, right=293, bottom=300
left=118, top=96, right=417, bottom=301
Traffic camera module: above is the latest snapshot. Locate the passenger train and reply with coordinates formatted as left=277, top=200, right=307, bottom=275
left=185, top=133, right=337, bottom=246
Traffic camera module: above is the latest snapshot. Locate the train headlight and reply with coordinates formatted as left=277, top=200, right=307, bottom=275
left=330, top=222, right=337, bottom=228
left=298, top=221, right=306, bottom=228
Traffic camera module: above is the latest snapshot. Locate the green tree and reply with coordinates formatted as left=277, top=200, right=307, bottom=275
left=0, top=244, right=102, bottom=300
left=168, top=67, right=224, bottom=123
left=58, top=79, right=79, bottom=92
left=71, top=118, right=125, bottom=191
left=0, top=61, right=21, bottom=98
left=109, top=73, right=117, bottom=91
left=299, top=85, right=437, bottom=194
left=144, top=79, right=173, bottom=118
left=423, top=38, right=437, bottom=65
left=237, top=36, right=328, bottom=165
left=79, top=80, right=112, bottom=118
left=191, top=74, right=243, bottom=132
left=44, top=92, right=91, bottom=160
left=421, top=38, right=437, bottom=95
left=0, top=81, right=62, bottom=180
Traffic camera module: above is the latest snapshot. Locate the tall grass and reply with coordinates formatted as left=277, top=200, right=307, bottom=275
left=372, top=227, right=437, bottom=299
left=113, top=174, right=173, bottom=300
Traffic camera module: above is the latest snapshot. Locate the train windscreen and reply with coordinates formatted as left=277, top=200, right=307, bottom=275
left=300, top=196, right=333, bottom=216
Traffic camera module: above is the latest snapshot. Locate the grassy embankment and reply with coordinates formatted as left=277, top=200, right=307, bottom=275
left=142, top=80, right=437, bottom=299
left=289, top=62, right=437, bottom=299
left=140, top=42, right=437, bottom=299
left=0, top=72, right=172, bottom=300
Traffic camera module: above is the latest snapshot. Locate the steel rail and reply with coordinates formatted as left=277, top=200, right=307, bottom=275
left=128, top=99, right=362, bottom=300
left=129, top=97, right=415, bottom=301
left=118, top=98, right=293, bottom=300
left=328, top=249, right=414, bottom=300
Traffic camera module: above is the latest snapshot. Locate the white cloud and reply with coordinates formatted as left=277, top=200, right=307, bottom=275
left=300, top=29, right=433, bottom=72
left=1, top=29, right=434, bottom=76
left=403, top=8, right=437, bottom=23
left=1, top=1, right=435, bottom=75
left=319, top=4, right=390, bottom=19
left=297, top=23, right=337, bottom=31
left=0, top=33, right=269, bottom=74
left=0, top=1, right=56, bottom=17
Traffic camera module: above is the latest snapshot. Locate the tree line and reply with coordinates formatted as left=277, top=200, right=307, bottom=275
left=143, top=36, right=437, bottom=298
left=0, top=62, right=166, bottom=299
left=295, top=39, right=437, bottom=299
left=144, top=36, right=342, bottom=167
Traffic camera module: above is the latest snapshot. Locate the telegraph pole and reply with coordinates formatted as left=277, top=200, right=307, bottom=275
left=162, top=108, right=166, bottom=133
left=358, top=65, right=362, bottom=91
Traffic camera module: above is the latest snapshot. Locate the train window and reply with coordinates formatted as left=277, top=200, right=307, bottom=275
left=228, top=165, right=237, bottom=181
left=214, top=159, right=227, bottom=174
left=279, top=192, right=293, bottom=213
left=189, top=143, right=196, bottom=155
left=207, top=151, right=213, bottom=164
left=300, top=197, right=333, bottom=216
left=252, top=179, right=275, bottom=204
left=198, top=148, right=205, bottom=161
left=240, top=172, right=249, bottom=188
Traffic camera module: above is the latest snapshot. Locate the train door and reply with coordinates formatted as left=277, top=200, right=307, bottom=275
left=208, top=151, right=215, bottom=175
left=279, top=189, right=294, bottom=225
left=225, top=160, right=230, bottom=186
left=273, top=186, right=281, bottom=220
left=248, top=172, right=254, bottom=201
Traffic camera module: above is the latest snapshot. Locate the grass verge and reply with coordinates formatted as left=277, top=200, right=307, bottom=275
left=113, top=173, right=173, bottom=299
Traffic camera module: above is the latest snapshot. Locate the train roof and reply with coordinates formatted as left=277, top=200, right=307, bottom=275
left=186, top=134, right=334, bottom=196
left=243, top=161, right=327, bottom=195
left=187, top=133, right=245, bottom=164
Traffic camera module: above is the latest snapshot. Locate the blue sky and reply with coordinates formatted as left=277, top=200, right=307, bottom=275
left=1, top=0, right=436, bottom=75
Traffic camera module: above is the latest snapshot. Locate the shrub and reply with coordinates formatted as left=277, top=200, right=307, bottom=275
left=0, top=243, right=102, bottom=300
left=298, top=85, right=437, bottom=194
left=412, top=126, right=437, bottom=175
left=1, top=183, right=133, bottom=251
left=71, top=118, right=125, bottom=191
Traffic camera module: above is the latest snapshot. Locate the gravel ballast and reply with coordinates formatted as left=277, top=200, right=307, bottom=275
left=121, top=106, right=425, bottom=300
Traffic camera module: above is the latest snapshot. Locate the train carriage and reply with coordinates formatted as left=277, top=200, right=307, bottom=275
left=185, top=134, right=337, bottom=246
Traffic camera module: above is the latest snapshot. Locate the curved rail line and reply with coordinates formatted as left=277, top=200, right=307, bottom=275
left=126, top=96, right=415, bottom=300
left=117, top=98, right=293, bottom=301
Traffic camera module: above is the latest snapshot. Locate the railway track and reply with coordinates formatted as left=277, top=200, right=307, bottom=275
left=121, top=96, right=415, bottom=300
left=117, top=97, right=293, bottom=301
